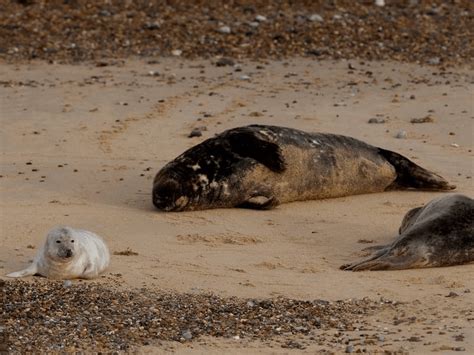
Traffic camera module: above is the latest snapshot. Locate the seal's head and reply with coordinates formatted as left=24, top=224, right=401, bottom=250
left=152, top=148, right=236, bottom=212
left=45, top=227, right=77, bottom=262
left=152, top=176, right=190, bottom=211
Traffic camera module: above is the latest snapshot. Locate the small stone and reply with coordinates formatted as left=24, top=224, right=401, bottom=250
left=446, top=291, right=459, bottom=297
left=217, top=26, right=231, bottom=34
left=148, top=70, right=160, bottom=76
left=233, top=335, right=240, bottom=340
left=248, top=21, right=259, bottom=28
left=454, top=347, right=466, bottom=351
left=428, top=57, right=440, bottom=65
left=345, top=344, right=354, bottom=353
left=308, top=14, right=324, bottom=22
left=255, top=15, right=267, bottom=22
left=215, top=57, right=235, bottom=67
left=181, top=329, right=192, bottom=340
left=395, top=130, right=407, bottom=139
left=188, top=126, right=207, bottom=138
left=368, top=118, right=385, bottom=124
left=410, top=115, right=434, bottom=123
left=239, top=75, right=250, bottom=80
left=375, top=0, right=385, bottom=7
left=98, top=10, right=111, bottom=17
left=450, top=143, right=459, bottom=148
left=63, top=280, right=72, bottom=288
left=144, top=21, right=160, bottom=30
left=249, top=111, right=263, bottom=117
left=410, top=94, right=416, bottom=99
left=171, top=49, right=182, bottom=56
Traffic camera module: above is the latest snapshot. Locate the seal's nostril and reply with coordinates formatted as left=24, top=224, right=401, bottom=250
left=65, top=249, right=73, bottom=258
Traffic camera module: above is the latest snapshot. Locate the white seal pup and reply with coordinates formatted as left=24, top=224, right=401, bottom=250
left=6, top=226, right=110, bottom=279
left=152, top=124, right=455, bottom=211
left=341, top=194, right=474, bottom=271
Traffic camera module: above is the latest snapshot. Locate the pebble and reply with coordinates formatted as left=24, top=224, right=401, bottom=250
left=255, top=15, right=267, bottom=22
left=171, top=49, right=182, bottom=56
left=450, top=143, right=460, bottom=148
left=188, top=126, right=207, bottom=138
left=345, top=344, right=354, bottom=353
left=368, top=118, right=385, bottom=124
left=395, top=130, right=407, bottom=139
left=148, top=70, right=160, bottom=76
left=375, top=0, right=385, bottom=6
left=446, top=291, right=459, bottom=298
left=410, top=115, right=434, bottom=124
left=182, top=329, right=193, bottom=340
left=63, top=280, right=72, bottom=288
left=215, top=57, right=235, bottom=67
left=218, top=26, right=231, bottom=34
left=428, top=57, right=441, bottom=65
left=308, top=14, right=324, bottom=22
left=239, top=75, right=251, bottom=80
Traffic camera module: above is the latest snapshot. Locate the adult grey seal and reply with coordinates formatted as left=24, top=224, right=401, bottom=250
left=341, top=194, right=473, bottom=271
left=152, top=124, right=455, bottom=211
left=6, top=226, right=110, bottom=280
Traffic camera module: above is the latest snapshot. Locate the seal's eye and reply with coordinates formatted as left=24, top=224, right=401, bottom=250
left=71, top=240, right=74, bottom=243
left=56, top=240, right=61, bottom=244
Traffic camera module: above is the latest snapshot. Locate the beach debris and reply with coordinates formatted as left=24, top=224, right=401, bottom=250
left=395, top=130, right=408, bottom=139
left=188, top=126, right=207, bottom=138
left=217, top=25, right=231, bottom=34
left=368, top=118, right=386, bottom=124
left=410, top=115, right=434, bottom=124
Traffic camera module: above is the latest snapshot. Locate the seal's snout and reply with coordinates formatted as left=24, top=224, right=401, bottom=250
left=65, top=249, right=73, bottom=258
left=153, top=179, right=182, bottom=211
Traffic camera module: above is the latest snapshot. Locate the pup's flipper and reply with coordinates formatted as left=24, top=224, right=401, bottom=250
left=6, top=264, right=38, bottom=278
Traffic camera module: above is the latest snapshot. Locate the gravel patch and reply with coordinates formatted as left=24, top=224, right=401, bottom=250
left=1, top=279, right=386, bottom=352
left=0, top=0, right=472, bottom=65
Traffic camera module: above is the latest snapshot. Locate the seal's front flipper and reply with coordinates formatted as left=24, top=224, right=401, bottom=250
left=378, top=148, right=456, bottom=191
left=226, top=131, right=286, bottom=173
left=6, top=264, right=38, bottom=278
left=238, top=196, right=279, bottom=210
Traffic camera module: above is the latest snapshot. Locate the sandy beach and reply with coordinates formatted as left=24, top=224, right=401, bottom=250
left=1, top=0, right=473, bottom=353
left=1, top=57, right=473, bottom=353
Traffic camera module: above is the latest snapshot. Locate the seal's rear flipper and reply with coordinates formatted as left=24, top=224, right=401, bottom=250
left=341, top=248, right=423, bottom=271
left=378, top=148, right=456, bottom=191
left=6, top=265, right=37, bottom=278
left=341, top=253, right=424, bottom=271
left=226, top=131, right=286, bottom=173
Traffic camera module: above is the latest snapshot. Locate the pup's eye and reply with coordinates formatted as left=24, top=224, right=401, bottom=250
left=56, top=240, right=61, bottom=243
left=71, top=240, right=74, bottom=243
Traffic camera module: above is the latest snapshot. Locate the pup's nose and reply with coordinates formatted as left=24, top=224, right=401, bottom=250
left=65, top=249, right=73, bottom=258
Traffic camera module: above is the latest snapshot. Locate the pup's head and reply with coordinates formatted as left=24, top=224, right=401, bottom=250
left=45, top=227, right=77, bottom=262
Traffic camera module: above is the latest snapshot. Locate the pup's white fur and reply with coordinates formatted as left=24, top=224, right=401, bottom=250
left=7, top=226, right=110, bottom=279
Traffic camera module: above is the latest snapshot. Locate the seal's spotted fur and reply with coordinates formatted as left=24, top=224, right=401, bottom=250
left=153, top=125, right=455, bottom=211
